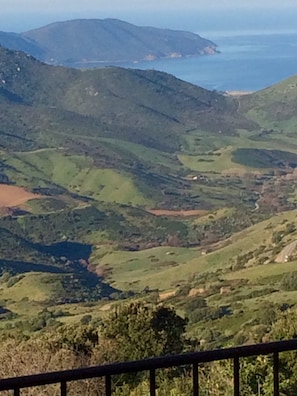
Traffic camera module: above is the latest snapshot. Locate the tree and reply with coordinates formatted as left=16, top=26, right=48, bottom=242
left=42, top=323, right=99, bottom=354
left=100, top=301, right=187, bottom=362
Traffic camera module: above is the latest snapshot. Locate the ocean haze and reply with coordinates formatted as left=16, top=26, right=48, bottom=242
left=2, top=8, right=297, bottom=33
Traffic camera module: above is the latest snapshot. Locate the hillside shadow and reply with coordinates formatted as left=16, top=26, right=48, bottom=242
left=0, top=259, right=65, bottom=275
left=37, top=241, right=92, bottom=261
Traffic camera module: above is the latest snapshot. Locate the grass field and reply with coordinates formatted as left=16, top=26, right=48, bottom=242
left=97, top=137, right=181, bottom=171
left=0, top=272, right=63, bottom=302
left=5, top=150, right=153, bottom=206
left=92, top=246, right=201, bottom=291
left=179, top=129, right=297, bottom=173
left=224, top=261, right=297, bottom=282
left=89, top=209, right=297, bottom=292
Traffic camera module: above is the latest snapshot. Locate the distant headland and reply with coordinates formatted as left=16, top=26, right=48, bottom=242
left=0, top=18, right=218, bottom=68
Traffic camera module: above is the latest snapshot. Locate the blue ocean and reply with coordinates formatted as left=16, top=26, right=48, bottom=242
left=115, top=31, right=297, bottom=92
left=3, top=7, right=297, bottom=93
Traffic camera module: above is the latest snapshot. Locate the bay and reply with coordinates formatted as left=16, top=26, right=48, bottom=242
left=113, top=31, right=297, bottom=92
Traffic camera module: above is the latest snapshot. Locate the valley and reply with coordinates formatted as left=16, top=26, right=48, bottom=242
left=1, top=43, right=297, bottom=355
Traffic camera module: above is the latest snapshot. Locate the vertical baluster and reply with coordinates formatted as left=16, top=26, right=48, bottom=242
left=150, top=369, right=156, bottom=396
left=13, top=389, right=20, bottom=396
left=233, top=357, right=240, bottom=396
left=105, top=375, right=112, bottom=396
left=60, top=381, right=67, bottom=396
left=193, top=362, right=199, bottom=396
left=273, top=352, right=279, bottom=396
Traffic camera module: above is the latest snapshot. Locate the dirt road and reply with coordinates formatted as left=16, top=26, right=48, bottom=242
left=275, top=240, right=297, bottom=263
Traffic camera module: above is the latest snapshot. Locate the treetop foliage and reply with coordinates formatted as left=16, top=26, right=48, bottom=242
left=101, top=301, right=187, bottom=361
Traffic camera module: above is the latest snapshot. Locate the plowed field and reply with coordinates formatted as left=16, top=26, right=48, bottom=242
left=0, top=184, right=40, bottom=207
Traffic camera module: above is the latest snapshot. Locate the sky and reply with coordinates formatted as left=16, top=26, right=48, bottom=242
left=1, top=1, right=297, bottom=32
left=2, top=0, right=297, bottom=11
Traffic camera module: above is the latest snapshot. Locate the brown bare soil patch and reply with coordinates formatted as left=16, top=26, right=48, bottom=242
left=99, top=303, right=113, bottom=311
left=148, top=209, right=208, bottom=217
left=95, top=264, right=112, bottom=278
left=158, top=290, right=176, bottom=301
left=188, top=288, right=206, bottom=297
left=0, top=184, right=41, bottom=208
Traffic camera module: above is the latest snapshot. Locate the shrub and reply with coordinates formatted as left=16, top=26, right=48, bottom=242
left=280, top=271, right=297, bottom=291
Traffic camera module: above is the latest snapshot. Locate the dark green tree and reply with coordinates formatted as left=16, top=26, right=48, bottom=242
left=100, top=301, right=187, bottom=362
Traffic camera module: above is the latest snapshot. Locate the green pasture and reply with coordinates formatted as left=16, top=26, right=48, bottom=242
left=179, top=129, right=297, bottom=172
left=224, top=261, right=297, bottom=282
left=93, top=209, right=297, bottom=292
left=5, top=150, right=152, bottom=206
left=92, top=246, right=201, bottom=292
left=97, top=137, right=181, bottom=170
left=0, top=272, right=63, bottom=303
left=55, top=301, right=113, bottom=325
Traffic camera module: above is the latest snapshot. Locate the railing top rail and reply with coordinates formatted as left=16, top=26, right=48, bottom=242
left=0, top=338, right=297, bottom=391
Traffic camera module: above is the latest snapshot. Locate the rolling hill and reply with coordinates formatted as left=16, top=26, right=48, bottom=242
left=240, top=75, right=297, bottom=128
left=2, top=45, right=297, bottom=346
left=0, top=44, right=255, bottom=212
left=0, top=18, right=218, bottom=67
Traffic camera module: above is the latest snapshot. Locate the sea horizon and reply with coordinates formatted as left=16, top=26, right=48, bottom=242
left=102, top=29, right=297, bottom=93
left=1, top=8, right=297, bottom=93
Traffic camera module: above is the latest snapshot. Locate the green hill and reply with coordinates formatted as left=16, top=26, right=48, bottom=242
left=2, top=45, right=297, bottom=344
left=0, top=44, right=256, bottom=212
left=240, top=75, right=297, bottom=124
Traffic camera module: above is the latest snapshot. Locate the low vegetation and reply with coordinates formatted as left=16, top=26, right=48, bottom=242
left=1, top=302, right=297, bottom=395
left=1, top=44, right=297, bottom=394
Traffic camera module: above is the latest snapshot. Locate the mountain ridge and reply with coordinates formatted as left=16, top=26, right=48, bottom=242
left=0, top=18, right=218, bottom=67
left=0, top=45, right=248, bottom=154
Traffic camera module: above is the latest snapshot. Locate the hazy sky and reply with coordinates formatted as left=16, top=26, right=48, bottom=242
left=2, top=0, right=297, bottom=11
left=1, top=0, right=297, bottom=32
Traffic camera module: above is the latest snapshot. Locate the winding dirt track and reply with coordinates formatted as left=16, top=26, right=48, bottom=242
left=0, top=184, right=40, bottom=207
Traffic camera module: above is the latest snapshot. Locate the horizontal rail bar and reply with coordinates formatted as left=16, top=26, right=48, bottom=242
left=0, top=339, right=296, bottom=391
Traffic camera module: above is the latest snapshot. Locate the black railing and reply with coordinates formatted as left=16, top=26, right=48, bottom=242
left=0, top=339, right=297, bottom=395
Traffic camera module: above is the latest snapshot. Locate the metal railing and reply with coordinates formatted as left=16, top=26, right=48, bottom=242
left=0, top=339, right=297, bottom=395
